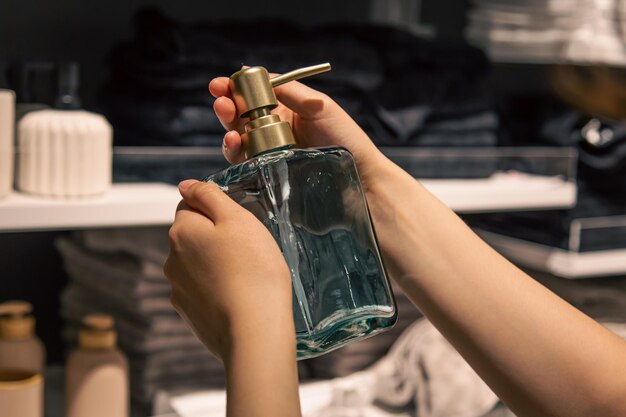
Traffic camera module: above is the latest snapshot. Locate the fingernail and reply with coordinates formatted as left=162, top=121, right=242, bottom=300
left=224, top=131, right=238, bottom=150
left=178, top=179, right=198, bottom=192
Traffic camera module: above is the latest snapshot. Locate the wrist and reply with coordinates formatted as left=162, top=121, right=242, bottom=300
left=223, top=310, right=301, bottom=417
left=222, top=308, right=297, bottom=368
left=362, top=153, right=424, bottom=215
left=360, top=156, right=437, bottom=281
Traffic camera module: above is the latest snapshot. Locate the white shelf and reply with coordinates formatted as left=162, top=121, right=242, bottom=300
left=0, top=183, right=180, bottom=232
left=0, top=173, right=577, bottom=232
left=477, top=230, right=626, bottom=279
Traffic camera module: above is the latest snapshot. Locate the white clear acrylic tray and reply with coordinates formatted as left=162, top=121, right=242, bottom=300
left=476, top=226, right=626, bottom=279
left=382, top=146, right=577, bottom=212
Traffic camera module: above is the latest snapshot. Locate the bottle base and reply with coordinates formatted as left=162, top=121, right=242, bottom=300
left=296, top=312, right=396, bottom=360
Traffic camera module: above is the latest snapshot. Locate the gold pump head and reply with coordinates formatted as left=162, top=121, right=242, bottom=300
left=229, top=63, right=331, bottom=159
left=79, top=314, right=117, bottom=350
left=0, top=300, right=35, bottom=340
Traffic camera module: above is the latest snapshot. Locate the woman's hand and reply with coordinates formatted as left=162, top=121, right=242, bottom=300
left=164, top=179, right=293, bottom=362
left=209, top=74, right=391, bottom=188
left=164, top=180, right=302, bottom=417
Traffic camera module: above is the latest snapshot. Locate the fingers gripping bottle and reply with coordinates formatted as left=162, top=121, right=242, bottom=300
left=204, top=63, right=397, bottom=359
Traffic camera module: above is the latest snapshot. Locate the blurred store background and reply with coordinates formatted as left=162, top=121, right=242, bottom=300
left=1, top=1, right=625, bottom=416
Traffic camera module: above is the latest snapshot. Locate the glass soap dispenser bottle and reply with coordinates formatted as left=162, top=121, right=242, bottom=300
left=204, top=63, right=397, bottom=359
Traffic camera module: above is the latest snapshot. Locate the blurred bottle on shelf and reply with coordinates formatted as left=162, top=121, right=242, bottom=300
left=0, top=300, right=46, bottom=373
left=0, top=88, right=15, bottom=198
left=66, top=314, right=128, bottom=417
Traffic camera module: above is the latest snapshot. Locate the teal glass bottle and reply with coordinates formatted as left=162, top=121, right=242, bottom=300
left=204, top=64, right=396, bottom=359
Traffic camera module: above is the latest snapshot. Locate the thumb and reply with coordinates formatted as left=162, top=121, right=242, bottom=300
left=274, top=80, right=332, bottom=120
left=178, top=180, right=237, bottom=223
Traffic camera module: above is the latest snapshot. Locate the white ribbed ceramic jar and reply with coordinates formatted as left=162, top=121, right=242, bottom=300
left=18, top=110, right=112, bottom=198
left=0, top=90, right=15, bottom=199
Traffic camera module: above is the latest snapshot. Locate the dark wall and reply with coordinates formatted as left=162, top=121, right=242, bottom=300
left=0, top=0, right=373, bottom=108
left=0, top=232, right=69, bottom=363
left=0, top=0, right=470, bottom=108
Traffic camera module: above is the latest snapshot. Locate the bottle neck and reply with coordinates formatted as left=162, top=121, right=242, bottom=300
left=243, top=113, right=296, bottom=159
left=254, top=144, right=294, bottom=158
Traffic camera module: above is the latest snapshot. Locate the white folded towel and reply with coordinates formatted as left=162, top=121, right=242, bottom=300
left=373, top=319, right=626, bottom=417
left=373, top=319, right=499, bottom=417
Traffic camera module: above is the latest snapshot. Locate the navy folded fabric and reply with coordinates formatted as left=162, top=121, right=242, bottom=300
left=101, top=9, right=498, bottom=149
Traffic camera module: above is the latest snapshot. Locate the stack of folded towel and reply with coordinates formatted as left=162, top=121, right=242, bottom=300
left=467, top=0, right=626, bottom=66
left=102, top=9, right=498, bottom=151
left=56, top=227, right=226, bottom=408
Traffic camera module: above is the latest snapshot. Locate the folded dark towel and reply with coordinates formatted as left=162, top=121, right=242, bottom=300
left=102, top=9, right=497, bottom=149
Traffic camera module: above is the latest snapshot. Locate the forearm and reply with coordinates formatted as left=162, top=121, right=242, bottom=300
left=224, top=315, right=301, bottom=417
left=366, top=157, right=626, bottom=417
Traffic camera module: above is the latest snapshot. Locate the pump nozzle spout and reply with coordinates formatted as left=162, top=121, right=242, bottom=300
left=269, top=63, right=331, bottom=88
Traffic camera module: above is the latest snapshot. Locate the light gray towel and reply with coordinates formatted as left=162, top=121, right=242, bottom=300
left=61, top=281, right=175, bottom=319
left=76, top=227, right=170, bottom=266
left=130, top=362, right=225, bottom=384
left=57, top=237, right=168, bottom=288
left=61, top=286, right=185, bottom=334
left=62, top=294, right=205, bottom=355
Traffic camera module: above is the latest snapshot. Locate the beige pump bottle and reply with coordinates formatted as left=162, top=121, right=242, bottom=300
left=66, top=314, right=128, bottom=417
left=0, top=301, right=46, bottom=373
